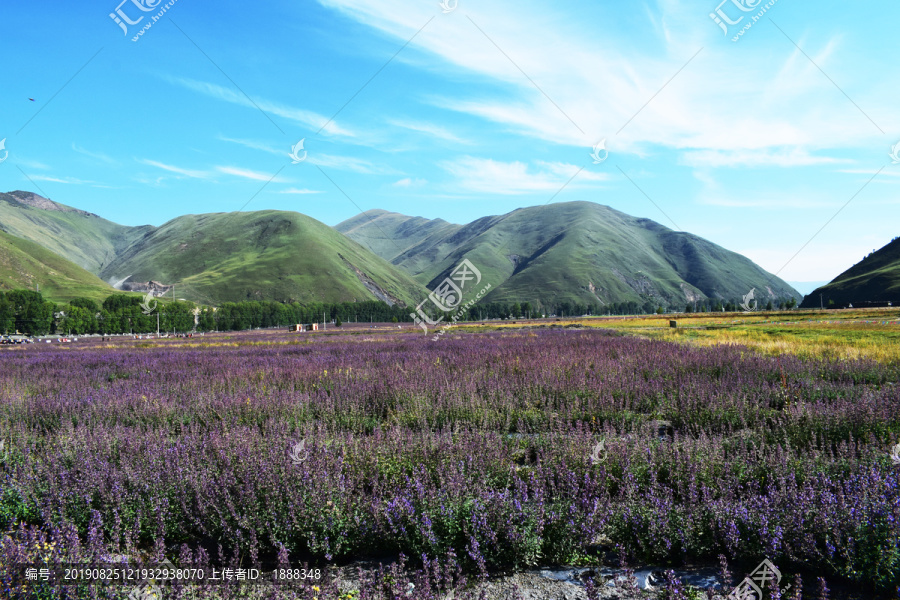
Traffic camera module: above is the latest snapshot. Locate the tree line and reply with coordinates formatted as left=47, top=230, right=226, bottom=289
left=0, top=289, right=802, bottom=336
left=464, top=296, right=798, bottom=319
left=0, top=290, right=412, bottom=336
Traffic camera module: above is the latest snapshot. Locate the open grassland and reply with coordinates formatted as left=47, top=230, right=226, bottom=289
left=0, top=326, right=898, bottom=599
left=469, top=309, right=900, bottom=365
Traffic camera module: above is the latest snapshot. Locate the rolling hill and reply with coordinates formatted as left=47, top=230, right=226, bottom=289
left=1, top=192, right=428, bottom=307
left=0, top=191, right=150, bottom=273
left=0, top=229, right=115, bottom=303
left=98, top=210, right=428, bottom=306
left=800, top=237, right=900, bottom=308
left=337, top=202, right=801, bottom=309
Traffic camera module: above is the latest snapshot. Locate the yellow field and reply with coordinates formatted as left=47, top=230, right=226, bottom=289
left=469, top=308, right=900, bottom=364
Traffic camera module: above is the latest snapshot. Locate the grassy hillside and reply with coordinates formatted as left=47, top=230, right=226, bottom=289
left=99, top=210, right=429, bottom=306
left=0, top=229, right=115, bottom=303
left=339, top=201, right=800, bottom=309
left=336, top=209, right=462, bottom=262
left=2, top=190, right=799, bottom=310
left=0, top=191, right=151, bottom=273
left=801, top=237, right=900, bottom=307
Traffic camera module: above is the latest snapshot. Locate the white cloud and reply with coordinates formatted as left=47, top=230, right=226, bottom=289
left=839, top=168, right=900, bottom=181
left=134, top=176, right=166, bottom=187
left=28, top=175, right=94, bottom=185
left=215, top=166, right=289, bottom=182
left=165, top=76, right=355, bottom=138
left=13, top=158, right=51, bottom=171
left=276, top=187, right=323, bottom=194
left=138, top=159, right=212, bottom=179
left=316, top=0, right=898, bottom=157
left=218, top=136, right=284, bottom=157
left=682, top=148, right=851, bottom=168
left=138, top=159, right=290, bottom=183
left=392, top=177, right=427, bottom=187
left=440, top=156, right=607, bottom=195
left=535, top=160, right=610, bottom=182
left=309, top=153, right=399, bottom=175
left=387, top=119, right=468, bottom=144
left=72, top=144, right=118, bottom=165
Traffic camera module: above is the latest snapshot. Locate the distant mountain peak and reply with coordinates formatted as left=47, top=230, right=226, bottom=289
left=7, top=190, right=96, bottom=217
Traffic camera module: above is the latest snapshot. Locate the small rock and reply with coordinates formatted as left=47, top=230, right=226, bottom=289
left=655, top=419, right=674, bottom=440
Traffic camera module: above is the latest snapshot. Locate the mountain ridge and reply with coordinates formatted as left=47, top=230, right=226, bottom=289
left=337, top=201, right=801, bottom=309
left=801, top=237, right=900, bottom=308
left=2, top=191, right=801, bottom=310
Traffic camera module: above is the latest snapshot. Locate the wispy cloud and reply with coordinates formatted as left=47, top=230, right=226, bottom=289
left=276, top=187, right=323, bottom=194
left=309, top=153, right=399, bottom=175
left=72, top=144, right=118, bottom=165
left=440, top=156, right=606, bottom=195
left=392, top=177, right=427, bottom=188
left=165, top=76, right=355, bottom=137
left=29, top=175, right=97, bottom=185
left=682, top=148, right=851, bottom=168
left=535, top=160, right=610, bottom=182
left=134, top=176, right=167, bottom=187
left=218, top=136, right=284, bottom=157
left=215, top=166, right=289, bottom=182
left=387, top=119, right=468, bottom=144
left=13, top=158, right=51, bottom=171
left=839, top=168, right=900, bottom=179
left=138, top=159, right=212, bottom=180
left=318, top=0, right=898, bottom=157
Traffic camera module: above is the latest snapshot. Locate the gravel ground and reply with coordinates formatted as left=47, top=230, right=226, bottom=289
left=330, top=564, right=725, bottom=600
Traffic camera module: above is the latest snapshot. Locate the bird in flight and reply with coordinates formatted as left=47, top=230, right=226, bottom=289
left=28, top=98, right=35, bottom=102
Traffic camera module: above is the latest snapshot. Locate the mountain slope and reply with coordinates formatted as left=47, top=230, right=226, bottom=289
left=0, top=191, right=151, bottom=273
left=99, top=210, right=428, bottom=306
left=0, top=229, right=115, bottom=303
left=338, top=201, right=801, bottom=309
left=1, top=192, right=429, bottom=306
left=336, top=209, right=462, bottom=263
left=800, top=237, right=900, bottom=307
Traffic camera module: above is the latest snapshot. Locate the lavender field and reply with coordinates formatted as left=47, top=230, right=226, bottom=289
left=1, top=328, right=898, bottom=599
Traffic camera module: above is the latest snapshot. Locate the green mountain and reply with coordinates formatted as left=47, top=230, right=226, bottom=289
left=1, top=191, right=427, bottom=307
left=337, top=202, right=801, bottom=309
left=800, top=237, right=900, bottom=308
left=0, top=191, right=150, bottom=273
left=0, top=229, right=115, bottom=303
left=98, top=210, right=428, bottom=306
left=336, top=209, right=462, bottom=263
left=3, top=191, right=800, bottom=310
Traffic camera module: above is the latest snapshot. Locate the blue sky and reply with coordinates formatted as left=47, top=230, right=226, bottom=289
left=1, top=0, right=898, bottom=288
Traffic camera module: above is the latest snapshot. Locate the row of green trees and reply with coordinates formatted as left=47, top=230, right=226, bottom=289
left=0, top=291, right=56, bottom=335
left=469, top=296, right=800, bottom=319
left=205, top=300, right=410, bottom=331
left=684, top=297, right=798, bottom=313
left=0, top=291, right=413, bottom=336
left=0, top=289, right=804, bottom=336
